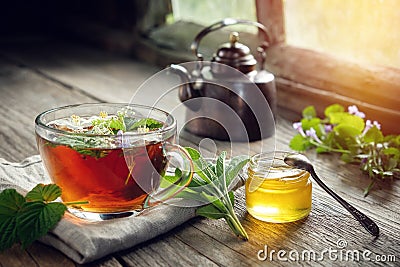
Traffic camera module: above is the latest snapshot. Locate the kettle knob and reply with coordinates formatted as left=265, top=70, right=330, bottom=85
left=191, top=18, right=270, bottom=73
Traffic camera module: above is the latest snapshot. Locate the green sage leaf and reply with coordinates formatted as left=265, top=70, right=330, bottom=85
left=196, top=203, right=226, bottom=220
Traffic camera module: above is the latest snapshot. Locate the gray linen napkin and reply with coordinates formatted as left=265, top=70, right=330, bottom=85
left=0, top=155, right=199, bottom=264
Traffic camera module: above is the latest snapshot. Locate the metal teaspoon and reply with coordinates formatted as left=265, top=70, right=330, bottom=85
left=284, top=153, right=379, bottom=237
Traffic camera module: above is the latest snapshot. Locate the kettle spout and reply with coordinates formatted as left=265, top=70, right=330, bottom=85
left=169, top=64, right=202, bottom=111
left=169, top=64, right=192, bottom=85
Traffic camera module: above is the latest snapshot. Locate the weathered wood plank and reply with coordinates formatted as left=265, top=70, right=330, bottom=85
left=116, top=229, right=218, bottom=267
left=26, top=243, right=76, bottom=267
left=0, top=244, right=39, bottom=267
left=0, top=58, right=97, bottom=161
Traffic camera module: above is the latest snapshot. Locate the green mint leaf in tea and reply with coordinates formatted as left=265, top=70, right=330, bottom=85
left=128, top=118, right=164, bottom=131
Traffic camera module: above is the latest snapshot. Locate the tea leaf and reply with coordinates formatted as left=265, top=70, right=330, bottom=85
left=128, top=118, right=163, bottom=131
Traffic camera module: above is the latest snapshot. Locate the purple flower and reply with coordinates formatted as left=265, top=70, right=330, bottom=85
left=362, top=120, right=381, bottom=135
left=348, top=105, right=366, bottom=118
left=306, top=127, right=322, bottom=144
left=293, top=122, right=306, bottom=137
left=324, top=124, right=333, bottom=133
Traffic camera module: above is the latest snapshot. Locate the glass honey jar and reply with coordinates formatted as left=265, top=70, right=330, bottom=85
left=245, top=151, right=312, bottom=223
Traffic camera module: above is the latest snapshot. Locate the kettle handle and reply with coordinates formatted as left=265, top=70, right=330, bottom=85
left=191, top=18, right=270, bottom=61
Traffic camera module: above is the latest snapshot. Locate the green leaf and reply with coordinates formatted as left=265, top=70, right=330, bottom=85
left=25, top=184, right=62, bottom=202
left=108, top=117, right=126, bottom=133
left=289, top=134, right=312, bottom=151
left=185, top=147, right=216, bottom=183
left=301, top=117, right=324, bottom=137
left=196, top=203, right=226, bottom=220
left=0, top=189, right=25, bottom=251
left=329, top=112, right=364, bottom=133
left=301, top=118, right=321, bottom=130
left=340, top=153, right=354, bottom=163
left=128, top=118, right=163, bottom=131
left=383, top=147, right=400, bottom=157
left=324, top=104, right=345, bottom=117
left=0, top=189, right=25, bottom=214
left=175, top=188, right=216, bottom=203
left=302, top=106, right=317, bottom=119
left=17, top=202, right=67, bottom=249
left=363, top=127, right=384, bottom=143
left=316, top=146, right=330, bottom=153
left=225, top=156, right=249, bottom=188
left=228, top=191, right=234, bottom=206
left=333, top=124, right=360, bottom=148
left=216, top=151, right=226, bottom=179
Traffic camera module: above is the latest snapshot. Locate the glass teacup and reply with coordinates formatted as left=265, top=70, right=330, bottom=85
left=35, top=103, right=193, bottom=220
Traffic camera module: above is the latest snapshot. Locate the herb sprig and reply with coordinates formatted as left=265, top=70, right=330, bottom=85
left=164, top=148, right=249, bottom=240
left=290, top=104, right=400, bottom=196
left=0, top=184, right=87, bottom=251
left=52, top=111, right=164, bottom=159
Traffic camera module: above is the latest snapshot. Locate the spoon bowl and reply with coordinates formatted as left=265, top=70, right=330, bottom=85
left=284, top=153, right=379, bottom=237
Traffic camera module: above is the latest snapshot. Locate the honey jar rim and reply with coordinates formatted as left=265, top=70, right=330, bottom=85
left=248, top=151, right=310, bottom=182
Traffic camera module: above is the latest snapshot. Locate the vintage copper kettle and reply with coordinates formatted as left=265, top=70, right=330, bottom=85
left=170, top=18, right=276, bottom=141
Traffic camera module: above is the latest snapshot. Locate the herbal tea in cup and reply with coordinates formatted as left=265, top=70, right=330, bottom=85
left=35, top=103, right=193, bottom=220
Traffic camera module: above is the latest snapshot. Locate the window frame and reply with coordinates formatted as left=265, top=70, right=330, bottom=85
left=256, top=0, right=400, bottom=134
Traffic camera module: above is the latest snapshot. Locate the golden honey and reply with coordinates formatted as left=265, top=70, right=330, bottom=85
left=245, top=152, right=312, bottom=223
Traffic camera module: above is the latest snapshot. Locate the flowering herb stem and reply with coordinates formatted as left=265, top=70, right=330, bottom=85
left=290, top=104, right=400, bottom=196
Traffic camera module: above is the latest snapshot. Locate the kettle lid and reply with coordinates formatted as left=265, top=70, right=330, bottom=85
left=212, top=32, right=257, bottom=74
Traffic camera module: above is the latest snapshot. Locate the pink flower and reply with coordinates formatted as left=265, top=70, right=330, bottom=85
left=348, top=105, right=366, bottom=118
left=293, top=122, right=306, bottom=137
left=362, top=120, right=381, bottom=135
left=306, top=127, right=322, bottom=144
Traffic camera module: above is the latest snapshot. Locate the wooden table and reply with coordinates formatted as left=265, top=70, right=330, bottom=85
left=0, top=39, right=398, bottom=267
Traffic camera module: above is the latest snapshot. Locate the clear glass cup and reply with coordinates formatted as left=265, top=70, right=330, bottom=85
left=35, top=103, right=193, bottom=220
left=245, top=151, right=312, bottom=223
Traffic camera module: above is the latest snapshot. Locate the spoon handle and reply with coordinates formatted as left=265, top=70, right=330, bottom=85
left=309, top=168, right=379, bottom=237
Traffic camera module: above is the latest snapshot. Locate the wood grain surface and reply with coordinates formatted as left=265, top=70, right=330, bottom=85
left=0, top=40, right=398, bottom=267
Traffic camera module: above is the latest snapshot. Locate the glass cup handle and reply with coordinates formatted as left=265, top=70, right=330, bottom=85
left=143, top=143, right=193, bottom=208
